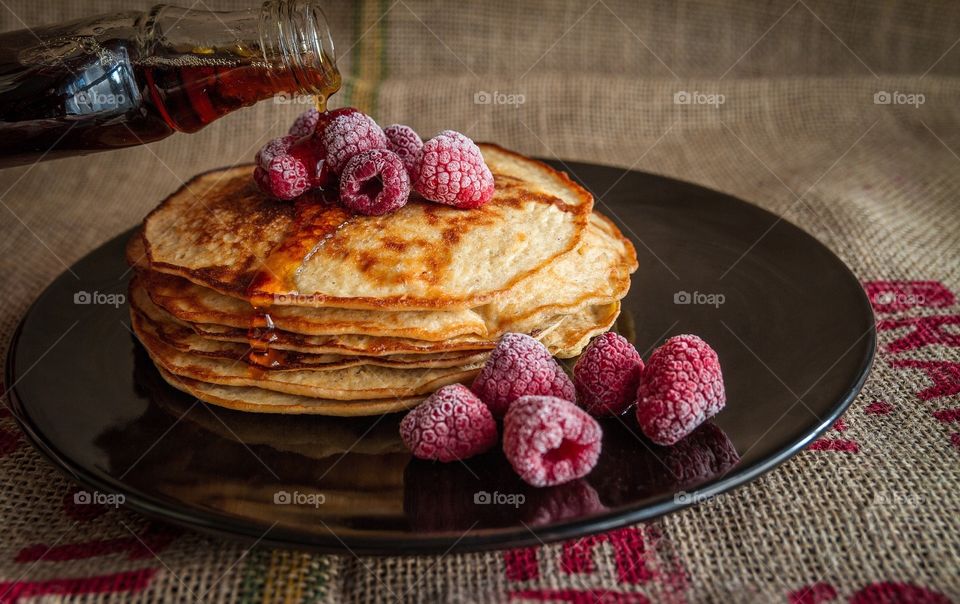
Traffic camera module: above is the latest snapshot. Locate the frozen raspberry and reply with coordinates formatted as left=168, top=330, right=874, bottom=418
left=503, top=395, right=603, bottom=487
left=290, top=107, right=360, bottom=139
left=384, top=124, right=423, bottom=179
left=297, top=108, right=363, bottom=188
left=636, top=334, right=726, bottom=446
left=339, top=149, right=411, bottom=215
left=414, top=130, right=495, bottom=208
left=471, top=333, right=575, bottom=418
left=313, top=107, right=358, bottom=136
left=253, top=155, right=310, bottom=200
left=284, top=135, right=333, bottom=189
left=288, top=108, right=320, bottom=138
left=320, top=111, right=388, bottom=174
left=253, top=135, right=312, bottom=199
left=255, top=134, right=297, bottom=169
left=399, top=384, right=498, bottom=462
left=574, top=332, right=644, bottom=416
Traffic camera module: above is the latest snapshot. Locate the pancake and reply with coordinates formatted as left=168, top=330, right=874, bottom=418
left=157, top=367, right=424, bottom=415
left=130, top=292, right=490, bottom=371
left=134, top=314, right=484, bottom=400
left=148, top=301, right=618, bottom=416
left=142, top=144, right=593, bottom=311
left=474, top=213, right=636, bottom=333
left=129, top=142, right=637, bottom=416
left=129, top=281, right=498, bottom=356
left=140, top=270, right=488, bottom=341
left=541, top=301, right=621, bottom=358
left=181, top=302, right=619, bottom=358
left=134, top=213, right=634, bottom=345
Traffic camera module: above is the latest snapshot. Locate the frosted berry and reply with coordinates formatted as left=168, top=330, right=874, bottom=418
left=384, top=124, right=423, bottom=179
left=288, top=108, right=320, bottom=138
left=287, top=135, right=331, bottom=189
left=636, top=334, right=726, bottom=446
left=414, top=130, right=495, bottom=208
left=320, top=111, right=388, bottom=174
left=574, top=332, right=644, bottom=416
left=339, top=149, right=411, bottom=216
left=255, top=134, right=297, bottom=169
left=253, top=154, right=310, bottom=200
left=399, top=384, right=498, bottom=462
left=471, top=333, right=575, bottom=417
left=503, top=395, right=603, bottom=487
left=313, top=107, right=358, bottom=136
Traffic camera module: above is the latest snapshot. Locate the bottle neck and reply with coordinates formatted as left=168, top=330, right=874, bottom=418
left=142, top=0, right=339, bottom=132
left=259, top=0, right=339, bottom=98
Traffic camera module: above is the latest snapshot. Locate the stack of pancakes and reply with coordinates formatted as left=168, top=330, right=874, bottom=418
left=127, top=144, right=637, bottom=416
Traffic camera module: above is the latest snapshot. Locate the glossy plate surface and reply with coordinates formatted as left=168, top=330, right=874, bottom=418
left=5, top=161, right=875, bottom=554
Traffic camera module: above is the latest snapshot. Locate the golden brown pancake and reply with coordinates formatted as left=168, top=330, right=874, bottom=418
left=171, top=301, right=618, bottom=358
left=140, top=270, right=488, bottom=341
left=130, top=291, right=491, bottom=371
left=146, top=303, right=619, bottom=415
left=157, top=367, right=425, bottom=415
left=134, top=213, right=633, bottom=345
left=128, top=144, right=637, bottom=416
left=142, top=144, right=594, bottom=311
left=135, top=313, right=484, bottom=400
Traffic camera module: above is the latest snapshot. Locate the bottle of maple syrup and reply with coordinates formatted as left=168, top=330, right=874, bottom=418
left=0, top=0, right=339, bottom=167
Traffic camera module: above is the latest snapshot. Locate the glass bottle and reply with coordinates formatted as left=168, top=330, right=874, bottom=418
left=0, top=0, right=339, bottom=167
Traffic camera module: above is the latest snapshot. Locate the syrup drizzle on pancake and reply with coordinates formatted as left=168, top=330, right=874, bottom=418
left=244, top=192, right=354, bottom=370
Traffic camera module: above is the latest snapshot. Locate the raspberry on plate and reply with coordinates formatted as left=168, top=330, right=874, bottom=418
left=471, top=333, right=575, bottom=418
left=503, top=395, right=603, bottom=487
left=635, top=334, right=726, bottom=446
left=414, top=130, right=495, bottom=209
left=573, top=332, right=644, bottom=416
left=320, top=111, right=388, bottom=174
left=384, top=124, right=423, bottom=179
left=339, top=149, right=411, bottom=216
left=399, top=384, right=498, bottom=462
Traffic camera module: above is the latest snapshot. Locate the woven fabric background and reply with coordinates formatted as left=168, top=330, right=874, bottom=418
left=1, top=0, right=959, bottom=601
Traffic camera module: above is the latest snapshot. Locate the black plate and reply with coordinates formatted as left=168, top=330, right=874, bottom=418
left=5, top=161, right=875, bottom=554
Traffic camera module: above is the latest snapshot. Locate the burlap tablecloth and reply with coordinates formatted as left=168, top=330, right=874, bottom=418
left=1, top=0, right=958, bottom=601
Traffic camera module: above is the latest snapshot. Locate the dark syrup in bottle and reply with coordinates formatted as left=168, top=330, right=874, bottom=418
left=0, top=1, right=339, bottom=167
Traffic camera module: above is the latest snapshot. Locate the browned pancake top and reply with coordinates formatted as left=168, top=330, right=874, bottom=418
left=142, top=144, right=593, bottom=310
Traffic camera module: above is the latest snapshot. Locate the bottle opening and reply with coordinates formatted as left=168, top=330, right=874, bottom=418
left=260, top=0, right=340, bottom=99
